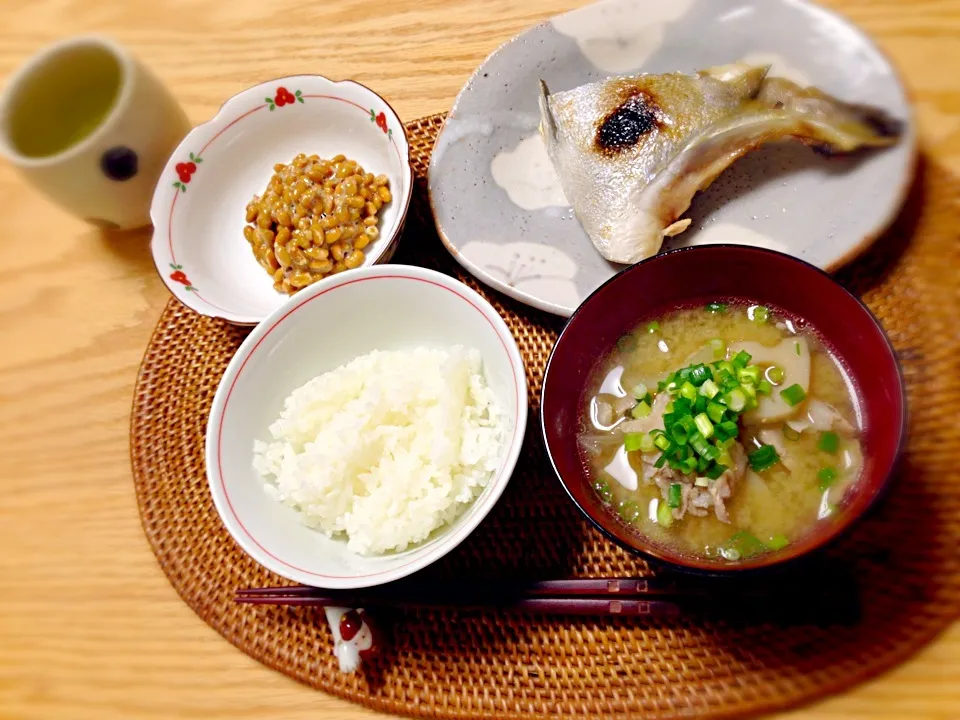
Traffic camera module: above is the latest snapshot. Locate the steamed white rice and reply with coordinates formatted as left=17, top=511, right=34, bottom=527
left=252, top=346, right=505, bottom=555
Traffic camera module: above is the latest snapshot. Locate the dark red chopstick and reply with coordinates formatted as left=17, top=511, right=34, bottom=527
left=234, top=591, right=681, bottom=617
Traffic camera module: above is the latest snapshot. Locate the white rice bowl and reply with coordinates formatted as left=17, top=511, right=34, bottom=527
left=253, top=346, right=505, bottom=555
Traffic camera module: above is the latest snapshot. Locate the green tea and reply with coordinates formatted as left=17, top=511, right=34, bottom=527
left=7, top=45, right=121, bottom=158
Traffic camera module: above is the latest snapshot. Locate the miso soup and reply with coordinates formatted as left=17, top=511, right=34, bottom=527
left=580, top=302, right=862, bottom=562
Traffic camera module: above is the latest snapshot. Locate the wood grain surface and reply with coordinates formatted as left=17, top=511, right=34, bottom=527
left=1, top=0, right=958, bottom=718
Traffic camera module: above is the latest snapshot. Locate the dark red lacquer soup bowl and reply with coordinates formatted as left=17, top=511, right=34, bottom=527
left=541, top=245, right=906, bottom=573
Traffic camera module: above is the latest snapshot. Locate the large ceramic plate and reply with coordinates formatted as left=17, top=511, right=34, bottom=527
left=428, top=0, right=916, bottom=317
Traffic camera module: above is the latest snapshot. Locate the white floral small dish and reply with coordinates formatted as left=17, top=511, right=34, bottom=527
left=150, top=75, right=412, bottom=325
left=206, top=265, right=528, bottom=589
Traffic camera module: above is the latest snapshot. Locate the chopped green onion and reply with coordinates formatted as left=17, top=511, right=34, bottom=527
left=695, top=476, right=710, bottom=487
left=741, top=382, right=757, bottom=400
left=624, top=433, right=645, bottom=452
left=631, top=383, right=648, bottom=399
left=616, top=334, right=637, bottom=352
left=724, top=388, right=747, bottom=412
left=693, top=394, right=708, bottom=414
left=689, top=433, right=710, bottom=458
left=818, top=466, right=838, bottom=490
left=668, top=483, right=682, bottom=508
left=689, top=364, right=711, bottom=386
left=717, top=449, right=733, bottom=468
left=699, top=379, right=720, bottom=399
left=716, top=360, right=736, bottom=378
left=748, top=444, right=781, bottom=472
left=710, top=338, right=725, bottom=359
left=732, top=350, right=752, bottom=369
left=715, top=420, right=739, bottom=442
left=706, top=302, right=727, bottom=313
left=682, top=456, right=699, bottom=475
left=738, top=365, right=761, bottom=385
left=705, top=463, right=727, bottom=480
left=768, top=534, right=790, bottom=551
left=646, top=321, right=660, bottom=334
left=653, top=433, right=671, bottom=452
left=631, top=401, right=652, bottom=419
left=766, top=365, right=785, bottom=385
left=694, top=412, right=714, bottom=439
left=670, top=423, right=689, bottom=445
left=657, top=500, right=674, bottom=527
left=679, top=381, right=698, bottom=402
left=780, top=383, right=807, bottom=407
left=795, top=341, right=802, bottom=356
left=654, top=453, right=668, bottom=469
left=782, top=424, right=801, bottom=441
left=672, top=397, right=692, bottom=415
left=593, top=478, right=612, bottom=503
left=722, top=531, right=767, bottom=559
left=817, top=431, right=840, bottom=454
left=751, top=305, right=770, bottom=324
left=757, top=379, right=773, bottom=396
left=618, top=500, right=641, bottom=523
left=696, top=455, right=710, bottom=473
left=706, top=402, right=726, bottom=424
left=638, top=433, right=656, bottom=454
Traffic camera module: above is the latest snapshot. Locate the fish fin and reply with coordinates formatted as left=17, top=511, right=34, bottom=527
left=662, top=218, right=691, bottom=237
left=538, top=80, right=557, bottom=141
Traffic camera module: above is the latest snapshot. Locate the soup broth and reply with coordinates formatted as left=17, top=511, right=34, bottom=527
left=581, top=303, right=861, bottom=562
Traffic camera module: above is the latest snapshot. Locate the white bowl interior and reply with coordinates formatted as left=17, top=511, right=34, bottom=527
left=173, top=95, right=408, bottom=320
left=209, top=270, right=525, bottom=588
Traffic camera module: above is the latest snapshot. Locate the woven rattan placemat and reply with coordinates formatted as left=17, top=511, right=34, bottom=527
left=131, top=114, right=960, bottom=719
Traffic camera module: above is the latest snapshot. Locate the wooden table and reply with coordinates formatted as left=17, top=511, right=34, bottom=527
left=1, top=1, right=958, bottom=718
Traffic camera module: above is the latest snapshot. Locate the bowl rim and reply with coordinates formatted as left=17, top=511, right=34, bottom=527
left=540, top=243, right=908, bottom=574
left=149, top=73, right=414, bottom=326
left=205, top=264, right=529, bottom=589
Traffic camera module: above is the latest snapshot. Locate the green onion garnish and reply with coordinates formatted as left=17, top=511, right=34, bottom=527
left=715, top=420, right=739, bottom=442
left=631, top=401, right=652, bottom=419
left=624, top=432, right=645, bottom=452
left=705, top=463, right=727, bottom=480
left=686, top=364, right=708, bottom=386
left=782, top=424, right=801, bottom=441
left=647, top=321, right=660, bottom=334
left=780, top=383, right=807, bottom=407
left=748, top=444, right=781, bottom=472
left=593, top=478, right=612, bottom=503
left=699, top=379, right=720, bottom=399
left=751, top=305, right=770, bottom=324
left=795, top=341, right=802, bottom=356
left=682, top=455, right=699, bottom=475
left=706, top=402, right=726, bottom=424
left=679, top=381, right=698, bottom=402
left=653, top=433, right=671, bottom=452
left=768, top=535, right=789, bottom=551
left=732, top=350, right=752, bottom=369
left=818, top=466, right=838, bottom=490
left=766, top=365, right=785, bottom=385
left=668, top=483, right=682, bottom=508
left=721, top=531, right=768, bottom=559
left=724, top=388, right=747, bottom=412
left=757, top=379, right=773, bottom=396
left=737, top=365, right=761, bottom=385
left=657, top=501, right=674, bottom=527
left=817, top=431, right=840, bottom=454
left=638, top=432, right=656, bottom=454
left=618, top=500, right=641, bottom=523
left=706, top=302, right=727, bottom=313
left=670, top=423, right=689, bottom=445
left=694, top=412, right=714, bottom=439
left=710, top=338, right=725, bottom=359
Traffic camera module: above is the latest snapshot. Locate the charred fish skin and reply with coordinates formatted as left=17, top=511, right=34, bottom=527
left=538, top=64, right=902, bottom=266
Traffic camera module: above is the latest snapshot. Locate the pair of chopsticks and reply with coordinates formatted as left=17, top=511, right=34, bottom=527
left=236, top=578, right=712, bottom=618
left=236, top=570, right=861, bottom=622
